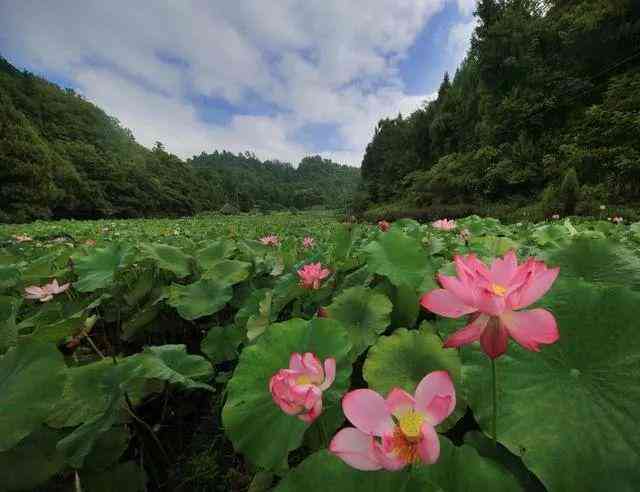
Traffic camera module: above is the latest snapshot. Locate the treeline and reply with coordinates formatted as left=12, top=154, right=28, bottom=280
left=0, top=57, right=359, bottom=223
left=360, top=0, right=640, bottom=218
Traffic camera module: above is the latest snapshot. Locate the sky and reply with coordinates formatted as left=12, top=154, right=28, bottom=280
left=0, top=0, right=477, bottom=166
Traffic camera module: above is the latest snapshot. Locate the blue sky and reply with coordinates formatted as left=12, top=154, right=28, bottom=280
left=0, top=0, right=477, bottom=166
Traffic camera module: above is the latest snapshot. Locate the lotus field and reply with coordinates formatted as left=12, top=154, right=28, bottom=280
left=1, top=212, right=639, bottom=491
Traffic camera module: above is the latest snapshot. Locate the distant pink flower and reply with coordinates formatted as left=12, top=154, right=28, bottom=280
left=612, top=216, right=624, bottom=224
left=297, top=262, right=331, bottom=290
left=269, top=352, right=336, bottom=423
left=421, top=251, right=559, bottom=359
left=459, top=228, right=471, bottom=242
left=260, top=235, right=280, bottom=246
left=330, top=371, right=455, bottom=470
left=317, top=307, right=328, bottom=318
left=432, top=219, right=456, bottom=231
left=378, top=220, right=390, bottom=232
left=551, top=214, right=560, bottom=220
left=14, top=234, right=33, bottom=243
left=84, top=239, right=96, bottom=247
left=302, top=236, right=315, bottom=249
left=24, top=279, right=70, bottom=303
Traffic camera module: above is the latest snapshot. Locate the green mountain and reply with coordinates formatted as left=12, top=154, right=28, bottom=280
left=361, top=0, right=640, bottom=219
left=0, top=57, right=359, bottom=223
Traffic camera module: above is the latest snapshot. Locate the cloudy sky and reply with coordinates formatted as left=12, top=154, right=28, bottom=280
left=0, top=0, right=477, bottom=166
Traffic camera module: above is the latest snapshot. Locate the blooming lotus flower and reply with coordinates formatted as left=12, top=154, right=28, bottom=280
left=612, top=216, right=624, bottom=224
left=302, top=236, right=315, bottom=249
left=330, top=371, right=455, bottom=470
left=378, top=220, right=390, bottom=232
left=260, top=235, right=280, bottom=246
left=269, top=352, right=336, bottom=423
left=459, top=228, right=471, bottom=243
left=14, top=234, right=33, bottom=243
left=421, top=251, right=559, bottom=359
left=297, top=262, right=331, bottom=290
left=24, top=279, right=70, bottom=302
left=432, top=218, right=456, bottom=231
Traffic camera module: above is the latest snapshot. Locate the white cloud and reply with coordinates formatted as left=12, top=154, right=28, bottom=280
left=0, top=0, right=463, bottom=166
left=455, top=0, right=478, bottom=17
left=447, top=19, right=477, bottom=70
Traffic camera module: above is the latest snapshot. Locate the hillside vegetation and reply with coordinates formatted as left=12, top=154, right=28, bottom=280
left=360, top=0, right=640, bottom=220
left=0, top=57, right=359, bottom=223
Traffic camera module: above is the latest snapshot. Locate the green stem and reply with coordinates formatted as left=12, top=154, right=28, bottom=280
left=491, top=357, right=497, bottom=447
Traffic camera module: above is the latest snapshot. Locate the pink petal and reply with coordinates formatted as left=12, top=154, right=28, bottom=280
left=318, top=358, right=336, bottom=391
left=385, top=388, right=415, bottom=418
left=342, top=389, right=394, bottom=437
left=414, top=371, right=456, bottom=425
left=475, top=289, right=507, bottom=316
left=438, top=274, right=477, bottom=307
left=489, top=250, right=518, bottom=286
left=372, top=440, right=407, bottom=470
left=509, top=266, right=560, bottom=309
left=57, top=282, right=70, bottom=293
left=302, top=353, right=323, bottom=380
left=480, top=318, right=509, bottom=359
left=299, top=398, right=322, bottom=423
left=417, top=423, right=440, bottom=464
left=420, top=289, right=477, bottom=319
left=40, top=294, right=54, bottom=302
left=443, top=314, right=488, bottom=349
left=24, top=286, right=44, bottom=295
left=501, top=309, right=559, bottom=352
left=330, top=428, right=382, bottom=471
left=289, top=353, right=304, bottom=371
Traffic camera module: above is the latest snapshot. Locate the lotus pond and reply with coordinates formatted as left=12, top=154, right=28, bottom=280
left=0, top=212, right=639, bottom=491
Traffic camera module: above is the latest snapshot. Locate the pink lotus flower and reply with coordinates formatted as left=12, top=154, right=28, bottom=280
left=260, top=235, right=280, bottom=246
left=302, top=236, right=315, bottom=249
left=14, top=234, right=33, bottom=243
left=297, top=262, right=331, bottom=290
left=459, top=228, right=471, bottom=242
left=317, top=307, right=328, bottom=318
left=269, top=352, right=336, bottom=423
left=421, top=251, right=559, bottom=359
left=378, top=220, right=390, bottom=232
left=24, top=279, right=70, bottom=303
left=612, top=216, right=624, bottom=224
left=330, top=371, right=455, bottom=470
left=432, top=218, right=456, bottom=231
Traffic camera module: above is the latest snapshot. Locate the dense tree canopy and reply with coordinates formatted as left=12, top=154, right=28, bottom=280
left=361, top=0, right=640, bottom=217
left=0, top=57, right=359, bottom=223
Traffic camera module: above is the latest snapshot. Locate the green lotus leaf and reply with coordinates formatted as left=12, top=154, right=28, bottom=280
left=0, top=265, right=20, bottom=289
left=543, top=237, right=640, bottom=291
left=73, top=243, right=134, bottom=292
left=364, top=229, right=433, bottom=289
left=363, top=324, right=464, bottom=431
left=0, top=295, right=21, bottom=352
left=326, top=286, right=392, bottom=355
left=0, top=426, right=67, bottom=491
left=139, top=243, right=193, bottom=278
left=274, top=439, right=521, bottom=492
left=167, top=278, right=233, bottom=320
left=223, top=318, right=352, bottom=470
left=197, top=239, right=237, bottom=269
left=0, top=339, right=67, bottom=451
left=462, top=278, right=640, bottom=491
left=201, top=325, right=244, bottom=364
left=468, top=235, right=519, bottom=257
left=201, top=259, right=251, bottom=285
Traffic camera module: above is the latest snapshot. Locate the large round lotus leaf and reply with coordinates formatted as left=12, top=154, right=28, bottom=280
left=222, top=318, right=352, bottom=470
left=363, top=229, right=433, bottom=289
left=73, top=243, right=134, bottom=292
left=167, top=278, right=233, bottom=320
left=201, top=259, right=251, bottom=285
left=197, top=239, right=237, bottom=269
left=274, top=439, right=521, bottom=492
left=326, top=286, right=392, bottom=355
left=543, top=237, right=640, bottom=291
left=363, top=324, right=464, bottom=431
left=468, top=235, right=519, bottom=257
left=0, top=426, right=67, bottom=491
left=0, top=339, right=67, bottom=451
left=462, top=278, right=640, bottom=491
left=139, top=243, right=193, bottom=278
left=201, top=325, right=243, bottom=364
left=0, top=265, right=20, bottom=289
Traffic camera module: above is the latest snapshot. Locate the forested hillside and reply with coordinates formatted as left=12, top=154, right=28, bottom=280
left=0, top=57, right=359, bottom=223
left=361, top=0, right=640, bottom=219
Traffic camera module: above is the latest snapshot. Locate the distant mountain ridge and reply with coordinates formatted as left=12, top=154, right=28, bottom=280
left=0, top=57, right=359, bottom=223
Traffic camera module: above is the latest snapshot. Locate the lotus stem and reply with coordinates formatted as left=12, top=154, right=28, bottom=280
left=491, top=357, right=497, bottom=447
